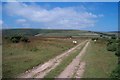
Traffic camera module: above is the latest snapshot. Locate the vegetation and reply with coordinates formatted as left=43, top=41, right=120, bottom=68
left=82, top=39, right=117, bottom=78
left=5, top=35, right=30, bottom=43
left=3, top=37, right=76, bottom=78
left=44, top=42, right=86, bottom=78
left=92, top=38, right=98, bottom=41
left=2, top=29, right=100, bottom=38
left=107, top=37, right=120, bottom=79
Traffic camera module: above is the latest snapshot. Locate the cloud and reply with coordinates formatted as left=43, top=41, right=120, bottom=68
left=0, top=20, right=3, bottom=29
left=16, top=19, right=30, bottom=28
left=0, top=20, right=3, bottom=25
left=4, top=2, right=103, bottom=29
left=16, top=19, right=27, bottom=23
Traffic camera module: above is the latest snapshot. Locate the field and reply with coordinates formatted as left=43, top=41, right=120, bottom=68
left=82, top=39, right=118, bottom=78
left=2, top=29, right=118, bottom=78
left=3, top=37, right=84, bottom=78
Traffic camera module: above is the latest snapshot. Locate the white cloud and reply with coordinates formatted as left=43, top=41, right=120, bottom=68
left=16, top=19, right=27, bottom=23
left=4, top=2, right=103, bottom=29
left=0, top=20, right=3, bottom=29
left=0, top=20, right=3, bottom=25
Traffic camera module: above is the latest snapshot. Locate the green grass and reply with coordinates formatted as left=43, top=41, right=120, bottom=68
left=3, top=29, right=99, bottom=37
left=44, top=42, right=86, bottom=78
left=82, top=39, right=118, bottom=78
left=3, top=37, right=78, bottom=78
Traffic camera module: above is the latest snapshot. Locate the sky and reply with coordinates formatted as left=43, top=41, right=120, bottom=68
left=1, top=2, right=118, bottom=32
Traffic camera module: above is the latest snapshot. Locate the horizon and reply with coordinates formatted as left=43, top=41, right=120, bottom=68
left=2, top=28, right=119, bottom=33
left=1, top=2, right=118, bottom=32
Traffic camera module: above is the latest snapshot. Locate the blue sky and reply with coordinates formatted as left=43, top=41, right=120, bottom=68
left=1, top=2, right=118, bottom=31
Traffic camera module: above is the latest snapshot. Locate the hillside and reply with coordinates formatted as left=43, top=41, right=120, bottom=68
left=2, top=29, right=100, bottom=38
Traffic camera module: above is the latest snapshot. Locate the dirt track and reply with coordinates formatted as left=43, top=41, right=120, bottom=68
left=18, top=40, right=88, bottom=78
left=57, top=41, right=89, bottom=78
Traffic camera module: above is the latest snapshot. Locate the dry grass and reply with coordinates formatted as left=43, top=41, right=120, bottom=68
left=3, top=37, right=83, bottom=78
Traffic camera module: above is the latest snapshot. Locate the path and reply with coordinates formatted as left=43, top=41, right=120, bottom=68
left=57, top=41, right=90, bottom=78
left=18, top=40, right=88, bottom=78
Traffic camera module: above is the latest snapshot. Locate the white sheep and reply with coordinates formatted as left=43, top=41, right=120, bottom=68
left=73, top=40, right=77, bottom=44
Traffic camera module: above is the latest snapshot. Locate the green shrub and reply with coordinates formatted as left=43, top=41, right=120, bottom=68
left=107, top=43, right=117, bottom=52
left=92, top=38, right=98, bottom=41
left=7, top=35, right=30, bottom=43
left=21, top=37, right=30, bottom=43
left=11, top=37, right=20, bottom=43
left=111, top=35, right=117, bottom=39
left=110, top=64, right=120, bottom=79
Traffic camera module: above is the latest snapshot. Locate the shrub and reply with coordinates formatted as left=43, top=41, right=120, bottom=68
left=8, top=35, right=30, bottom=43
left=9, top=35, right=22, bottom=43
left=115, top=42, right=120, bottom=57
left=21, top=37, right=30, bottom=43
left=107, top=43, right=117, bottom=52
left=110, top=64, right=120, bottom=79
left=11, top=37, right=20, bottom=43
left=92, top=38, right=98, bottom=41
left=111, top=35, right=117, bottom=39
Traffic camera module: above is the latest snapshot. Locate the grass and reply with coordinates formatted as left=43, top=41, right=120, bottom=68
left=3, top=29, right=99, bottom=37
left=44, top=42, right=86, bottom=78
left=3, top=37, right=79, bottom=78
left=82, top=39, right=118, bottom=78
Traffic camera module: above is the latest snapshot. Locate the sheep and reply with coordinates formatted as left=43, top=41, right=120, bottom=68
left=73, top=40, right=77, bottom=44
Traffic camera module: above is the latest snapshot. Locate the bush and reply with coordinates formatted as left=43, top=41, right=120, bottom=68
left=107, top=43, right=117, bottom=52
left=8, top=35, right=30, bottom=43
left=110, top=64, right=120, bottom=79
left=111, top=35, right=117, bottom=39
left=9, top=35, right=22, bottom=43
left=92, top=38, right=98, bottom=41
left=21, top=37, right=30, bottom=43
left=115, top=41, right=120, bottom=56
left=11, top=37, right=20, bottom=43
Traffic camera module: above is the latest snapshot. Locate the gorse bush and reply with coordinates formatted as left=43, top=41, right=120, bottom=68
left=20, top=36, right=30, bottom=43
left=115, top=43, right=120, bottom=57
left=107, top=38, right=117, bottom=52
left=10, top=35, right=22, bottom=43
left=6, top=35, right=30, bottom=43
left=11, top=37, right=20, bottom=43
left=110, top=64, right=120, bottom=79
left=92, top=38, right=98, bottom=41
left=107, top=43, right=117, bottom=52
left=108, top=38, right=120, bottom=79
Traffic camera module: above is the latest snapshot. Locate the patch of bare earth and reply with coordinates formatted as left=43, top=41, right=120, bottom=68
left=18, top=40, right=87, bottom=78
left=57, top=41, right=90, bottom=78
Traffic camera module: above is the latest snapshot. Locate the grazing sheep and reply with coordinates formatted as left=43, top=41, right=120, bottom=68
left=73, top=40, right=77, bottom=44
left=94, top=40, right=96, bottom=42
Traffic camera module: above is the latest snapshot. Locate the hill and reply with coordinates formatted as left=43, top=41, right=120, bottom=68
left=2, top=29, right=100, bottom=38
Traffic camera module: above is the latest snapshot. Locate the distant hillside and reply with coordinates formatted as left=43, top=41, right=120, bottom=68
left=105, top=31, right=120, bottom=37
left=2, top=29, right=100, bottom=37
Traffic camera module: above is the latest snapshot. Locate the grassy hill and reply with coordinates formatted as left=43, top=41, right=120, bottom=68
left=2, top=29, right=100, bottom=38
